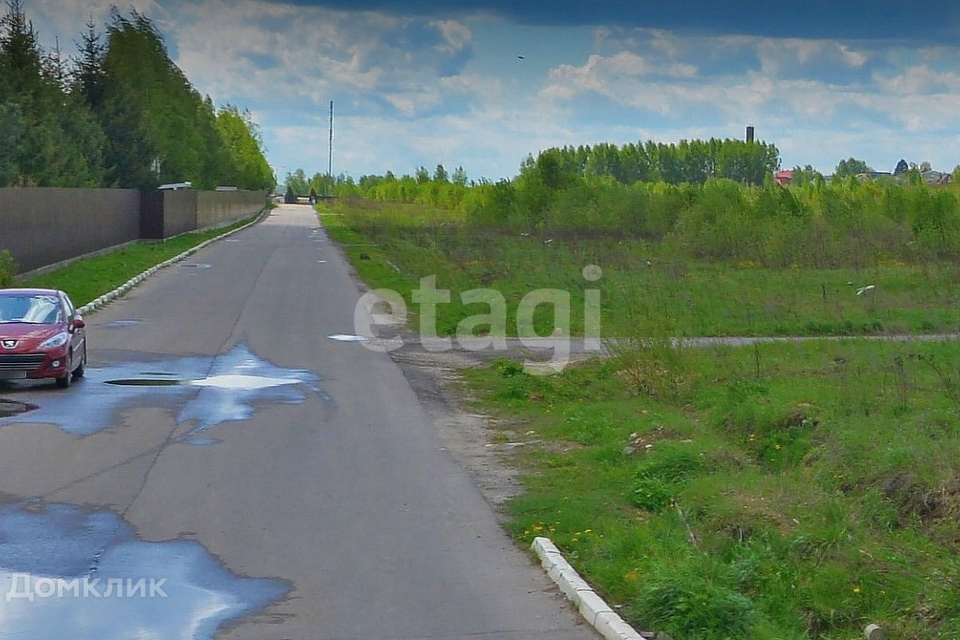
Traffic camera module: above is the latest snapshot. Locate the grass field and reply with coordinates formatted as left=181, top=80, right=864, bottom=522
left=323, top=199, right=960, bottom=639
left=322, top=200, right=960, bottom=340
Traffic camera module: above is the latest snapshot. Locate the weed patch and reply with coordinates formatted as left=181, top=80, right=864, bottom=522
left=630, top=442, right=706, bottom=512
left=634, top=568, right=758, bottom=638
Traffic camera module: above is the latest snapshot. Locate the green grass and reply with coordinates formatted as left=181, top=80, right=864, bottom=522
left=18, top=215, right=260, bottom=306
left=321, top=200, right=960, bottom=339
left=464, top=340, right=960, bottom=639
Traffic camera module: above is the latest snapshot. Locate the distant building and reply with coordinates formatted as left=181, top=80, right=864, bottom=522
left=854, top=172, right=892, bottom=181
left=921, top=170, right=952, bottom=185
left=774, top=170, right=793, bottom=186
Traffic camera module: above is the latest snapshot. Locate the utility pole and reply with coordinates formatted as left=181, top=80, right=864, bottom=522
left=326, top=100, right=334, bottom=197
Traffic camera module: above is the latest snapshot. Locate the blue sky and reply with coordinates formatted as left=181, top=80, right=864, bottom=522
left=23, top=0, right=960, bottom=183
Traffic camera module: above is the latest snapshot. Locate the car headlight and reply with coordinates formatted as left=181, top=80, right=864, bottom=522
left=39, top=332, right=69, bottom=350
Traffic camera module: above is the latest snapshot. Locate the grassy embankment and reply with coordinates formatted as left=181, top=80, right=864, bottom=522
left=321, top=198, right=960, bottom=639
left=7, top=215, right=260, bottom=306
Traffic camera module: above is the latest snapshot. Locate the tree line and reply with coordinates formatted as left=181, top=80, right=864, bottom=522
left=0, top=1, right=273, bottom=191
left=291, top=137, right=779, bottom=207
left=517, top=138, right=781, bottom=188
left=304, top=140, right=960, bottom=269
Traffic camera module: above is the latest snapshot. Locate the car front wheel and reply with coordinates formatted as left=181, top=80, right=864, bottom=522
left=55, top=355, right=73, bottom=389
left=73, top=343, right=87, bottom=379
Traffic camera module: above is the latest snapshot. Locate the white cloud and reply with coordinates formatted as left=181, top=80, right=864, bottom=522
left=431, top=19, right=472, bottom=55
left=541, top=51, right=698, bottom=106
left=873, top=65, right=960, bottom=95
left=25, top=0, right=169, bottom=53
left=755, top=38, right=870, bottom=75
left=169, top=0, right=475, bottom=106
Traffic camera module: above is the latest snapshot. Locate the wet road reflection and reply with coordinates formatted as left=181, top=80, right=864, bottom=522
left=0, top=502, right=289, bottom=640
left=0, top=343, right=332, bottom=444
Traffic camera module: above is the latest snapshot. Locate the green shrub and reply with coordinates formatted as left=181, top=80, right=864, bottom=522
left=634, top=571, right=758, bottom=638
left=0, top=250, right=17, bottom=286
left=635, top=442, right=705, bottom=481
left=630, top=477, right=674, bottom=512
left=493, top=358, right=525, bottom=378
left=630, top=442, right=707, bottom=511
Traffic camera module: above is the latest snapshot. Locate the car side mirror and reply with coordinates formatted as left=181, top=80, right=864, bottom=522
left=73, top=317, right=85, bottom=330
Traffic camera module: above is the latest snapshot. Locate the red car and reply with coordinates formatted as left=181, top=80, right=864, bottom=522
left=0, top=288, right=87, bottom=388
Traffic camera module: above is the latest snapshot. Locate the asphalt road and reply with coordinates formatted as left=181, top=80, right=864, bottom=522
left=0, top=204, right=596, bottom=640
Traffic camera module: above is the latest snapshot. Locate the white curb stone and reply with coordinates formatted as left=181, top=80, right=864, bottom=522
left=531, top=537, right=651, bottom=640
left=577, top=589, right=614, bottom=625
left=596, top=611, right=646, bottom=640
left=555, top=568, right=592, bottom=602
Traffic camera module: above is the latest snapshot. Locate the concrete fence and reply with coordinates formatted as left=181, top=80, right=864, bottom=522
left=0, top=187, right=267, bottom=275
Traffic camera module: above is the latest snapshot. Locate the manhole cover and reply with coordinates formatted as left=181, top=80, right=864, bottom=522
left=104, top=379, right=183, bottom=387
left=0, top=400, right=38, bottom=418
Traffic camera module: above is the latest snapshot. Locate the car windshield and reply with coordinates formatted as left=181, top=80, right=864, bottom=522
left=0, top=294, right=63, bottom=324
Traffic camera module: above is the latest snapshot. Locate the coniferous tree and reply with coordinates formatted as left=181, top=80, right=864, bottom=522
left=1, top=3, right=271, bottom=189
left=0, top=0, right=104, bottom=186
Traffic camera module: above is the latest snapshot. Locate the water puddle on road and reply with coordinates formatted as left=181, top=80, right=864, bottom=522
left=327, top=334, right=368, bottom=343
left=0, top=343, right=332, bottom=444
left=0, top=502, right=289, bottom=640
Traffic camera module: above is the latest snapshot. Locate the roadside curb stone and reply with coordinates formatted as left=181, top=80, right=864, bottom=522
left=531, top=537, right=649, bottom=640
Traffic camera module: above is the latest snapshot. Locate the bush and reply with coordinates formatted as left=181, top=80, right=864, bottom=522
left=635, top=572, right=757, bottom=638
left=0, top=250, right=17, bottom=286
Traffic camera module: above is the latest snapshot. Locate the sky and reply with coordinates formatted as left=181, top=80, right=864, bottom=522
left=20, top=0, right=960, bottom=183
